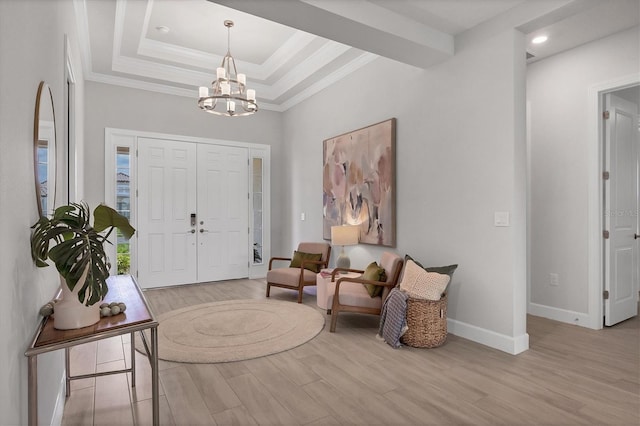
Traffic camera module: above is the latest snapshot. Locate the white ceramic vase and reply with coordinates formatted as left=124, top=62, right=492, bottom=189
left=53, top=266, right=101, bottom=330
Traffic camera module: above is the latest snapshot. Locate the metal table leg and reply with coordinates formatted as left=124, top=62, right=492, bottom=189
left=65, top=347, right=71, bottom=396
left=151, top=326, right=159, bottom=425
left=130, top=331, right=136, bottom=388
left=28, top=355, right=37, bottom=426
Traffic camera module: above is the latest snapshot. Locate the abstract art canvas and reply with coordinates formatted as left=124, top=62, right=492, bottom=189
left=323, top=118, right=396, bottom=246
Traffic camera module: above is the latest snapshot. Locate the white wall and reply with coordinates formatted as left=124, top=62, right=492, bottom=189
left=0, top=0, right=85, bottom=424
left=527, top=26, right=640, bottom=324
left=283, top=30, right=528, bottom=354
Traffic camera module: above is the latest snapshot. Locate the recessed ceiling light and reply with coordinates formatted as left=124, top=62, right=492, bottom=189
left=532, top=35, right=548, bottom=44
left=156, top=26, right=170, bottom=34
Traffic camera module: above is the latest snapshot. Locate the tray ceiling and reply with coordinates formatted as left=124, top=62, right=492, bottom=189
left=75, top=0, right=639, bottom=112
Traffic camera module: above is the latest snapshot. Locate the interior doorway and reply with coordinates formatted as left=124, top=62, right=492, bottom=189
left=602, top=85, right=640, bottom=326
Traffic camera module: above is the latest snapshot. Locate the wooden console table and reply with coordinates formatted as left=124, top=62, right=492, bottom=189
left=25, top=275, right=159, bottom=426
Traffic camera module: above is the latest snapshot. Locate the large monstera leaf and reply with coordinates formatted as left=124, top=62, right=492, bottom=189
left=93, top=205, right=135, bottom=239
left=31, top=202, right=135, bottom=306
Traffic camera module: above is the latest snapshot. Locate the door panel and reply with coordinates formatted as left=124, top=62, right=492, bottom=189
left=138, top=138, right=197, bottom=288
left=604, top=94, right=639, bottom=326
left=196, top=144, right=249, bottom=282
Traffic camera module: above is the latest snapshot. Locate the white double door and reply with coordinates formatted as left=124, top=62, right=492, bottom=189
left=137, top=138, right=249, bottom=288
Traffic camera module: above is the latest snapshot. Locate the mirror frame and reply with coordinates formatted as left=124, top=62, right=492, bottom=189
left=33, top=81, right=57, bottom=217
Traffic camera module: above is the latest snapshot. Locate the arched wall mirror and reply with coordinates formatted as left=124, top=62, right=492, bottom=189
left=34, top=81, right=56, bottom=217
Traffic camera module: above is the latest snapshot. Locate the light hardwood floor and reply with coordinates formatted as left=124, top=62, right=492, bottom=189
left=61, top=278, right=640, bottom=425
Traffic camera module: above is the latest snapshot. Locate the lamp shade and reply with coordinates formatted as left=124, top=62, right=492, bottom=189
left=331, top=226, right=359, bottom=246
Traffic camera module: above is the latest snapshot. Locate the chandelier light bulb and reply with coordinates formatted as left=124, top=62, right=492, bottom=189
left=221, top=82, right=230, bottom=96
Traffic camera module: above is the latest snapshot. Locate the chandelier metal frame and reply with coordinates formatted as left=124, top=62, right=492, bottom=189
left=198, top=20, right=258, bottom=117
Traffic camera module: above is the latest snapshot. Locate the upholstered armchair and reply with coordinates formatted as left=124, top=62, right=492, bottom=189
left=266, top=242, right=331, bottom=303
left=329, top=252, right=404, bottom=332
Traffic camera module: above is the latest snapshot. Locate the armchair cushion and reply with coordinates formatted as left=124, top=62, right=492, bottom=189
left=267, top=268, right=318, bottom=287
left=328, top=280, right=383, bottom=310
left=362, top=262, right=387, bottom=297
left=399, top=260, right=450, bottom=301
left=289, top=251, right=323, bottom=273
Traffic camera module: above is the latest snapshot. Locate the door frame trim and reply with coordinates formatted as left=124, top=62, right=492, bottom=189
left=587, top=73, right=639, bottom=330
left=104, top=127, right=271, bottom=281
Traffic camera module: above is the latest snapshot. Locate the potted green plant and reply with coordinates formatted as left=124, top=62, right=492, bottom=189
left=31, top=202, right=135, bottom=329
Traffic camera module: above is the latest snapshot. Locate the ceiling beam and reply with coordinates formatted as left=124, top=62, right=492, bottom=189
left=208, top=0, right=454, bottom=69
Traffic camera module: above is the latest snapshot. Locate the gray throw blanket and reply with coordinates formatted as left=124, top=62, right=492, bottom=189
left=377, top=288, right=408, bottom=348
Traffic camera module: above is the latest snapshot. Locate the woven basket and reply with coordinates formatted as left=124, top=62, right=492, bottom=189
left=400, top=293, right=447, bottom=348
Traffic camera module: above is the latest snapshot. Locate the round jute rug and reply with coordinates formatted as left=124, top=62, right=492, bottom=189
left=137, top=299, right=324, bottom=363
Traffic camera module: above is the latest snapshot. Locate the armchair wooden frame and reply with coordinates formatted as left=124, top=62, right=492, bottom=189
left=266, top=246, right=331, bottom=303
left=329, top=258, right=404, bottom=332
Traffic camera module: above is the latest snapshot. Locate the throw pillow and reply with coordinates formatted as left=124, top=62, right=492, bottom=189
left=404, top=254, right=458, bottom=278
left=289, top=251, right=323, bottom=273
left=399, top=260, right=450, bottom=301
left=361, top=262, right=387, bottom=298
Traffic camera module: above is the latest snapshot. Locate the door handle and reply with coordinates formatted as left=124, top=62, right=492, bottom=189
left=635, top=234, right=639, bottom=240
left=200, top=229, right=209, bottom=233
left=187, top=229, right=195, bottom=234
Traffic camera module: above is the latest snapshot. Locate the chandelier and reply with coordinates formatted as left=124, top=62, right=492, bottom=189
left=198, top=20, right=258, bottom=117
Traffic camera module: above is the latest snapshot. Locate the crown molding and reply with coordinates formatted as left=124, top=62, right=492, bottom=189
left=87, top=52, right=378, bottom=114
left=278, top=52, right=377, bottom=111
left=268, top=41, right=351, bottom=96
left=137, top=31, right=318, bottom=82
left=73, top=0, right=92, bottom=77
left=85, top=71, right=283, bottom=111
left=113, top=0, right=126, bottom=62
left=111, top=53, right=275, bottom=96
left=111, top=38, right=360, bottom=101
left=259, top=32, right=318, bottom=79
left=111, top=54, right=214, bottom=87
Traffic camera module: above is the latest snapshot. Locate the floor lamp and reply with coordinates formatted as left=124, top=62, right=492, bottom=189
left=331, top=225, right=359, bottom=269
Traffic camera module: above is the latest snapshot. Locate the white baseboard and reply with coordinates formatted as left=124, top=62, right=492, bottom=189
left=447, top=318, right=529, bottom=355
left=528, top=302, right=591, bottom=327
left=50, top=373, right=66, bottom=426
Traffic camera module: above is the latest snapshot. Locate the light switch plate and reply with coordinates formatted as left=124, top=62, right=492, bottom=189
left=494, top=211, right=510, bottom=227
left=300, top=212, right=306, bottom=221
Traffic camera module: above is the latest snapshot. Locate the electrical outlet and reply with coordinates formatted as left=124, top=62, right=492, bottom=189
left=494, top=211, right=510, bottom=227
left=549, top=273, right=559, bottom=287
left=300, top=212, right=305, bottom=221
